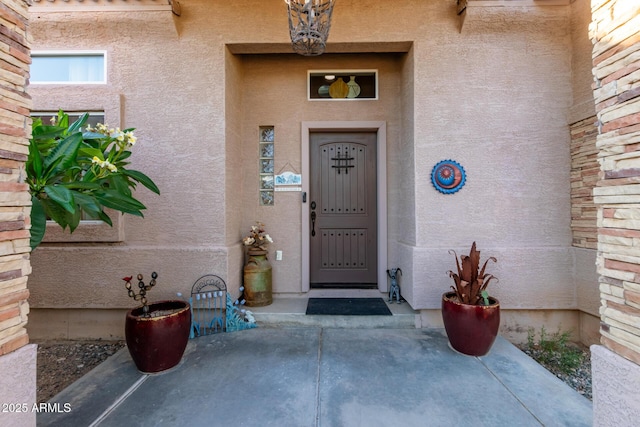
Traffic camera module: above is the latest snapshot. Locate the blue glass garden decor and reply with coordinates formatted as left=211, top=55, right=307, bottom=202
left=226, top=293, right=257, bottom=332
left=431, top=160, right=466, bottom=194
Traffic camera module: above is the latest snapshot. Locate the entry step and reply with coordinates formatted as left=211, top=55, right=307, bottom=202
left=247, top=296, right=418, bottom=329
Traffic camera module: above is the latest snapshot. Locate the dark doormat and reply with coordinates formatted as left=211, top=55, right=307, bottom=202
left=305, top=298, right=392, bottom=316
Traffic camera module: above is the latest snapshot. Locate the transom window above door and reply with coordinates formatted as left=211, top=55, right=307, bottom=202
left=308, top=70, right=377, bottom=101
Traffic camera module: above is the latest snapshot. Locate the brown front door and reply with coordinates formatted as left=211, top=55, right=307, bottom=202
left=309, top=132, right=377, bottom=287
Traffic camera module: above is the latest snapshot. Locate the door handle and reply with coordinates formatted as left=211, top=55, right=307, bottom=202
left=310, top=202, right=316, bottom=237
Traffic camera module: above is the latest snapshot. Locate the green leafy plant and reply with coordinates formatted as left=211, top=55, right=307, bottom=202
left=448, top=241, right=498, bottom=305
left=525, top=327, right=585, bottom=375
left=26, top=110, right=160, bottom=249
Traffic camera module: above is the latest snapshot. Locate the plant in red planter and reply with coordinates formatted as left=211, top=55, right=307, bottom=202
left=123, top=273, right=191, bottom=373
left=442, top=242, right=500, bottom=356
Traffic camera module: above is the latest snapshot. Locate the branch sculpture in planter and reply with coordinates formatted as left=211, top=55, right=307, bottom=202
left=442, top=242, right=500, bottom=356
left=123, top=272, right=191, bottom=373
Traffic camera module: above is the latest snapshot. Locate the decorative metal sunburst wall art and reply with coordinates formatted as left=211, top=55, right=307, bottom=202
left=431, top=160, right=466, bottom=194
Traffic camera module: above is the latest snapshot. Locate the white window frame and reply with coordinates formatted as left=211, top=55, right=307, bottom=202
left=30, top=50, right=107, bottom=85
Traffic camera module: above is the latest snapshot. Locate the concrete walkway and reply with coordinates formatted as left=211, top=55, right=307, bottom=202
left=38, top=327, right=592, bottom=426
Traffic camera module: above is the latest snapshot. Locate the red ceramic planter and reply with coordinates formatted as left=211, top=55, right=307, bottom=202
left=441, top=291, right=500, bottom=356
left=125, top=300, right=191, bottom=373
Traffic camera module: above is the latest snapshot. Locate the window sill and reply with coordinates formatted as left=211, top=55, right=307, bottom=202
left=42, top=211, right=124, bottom=243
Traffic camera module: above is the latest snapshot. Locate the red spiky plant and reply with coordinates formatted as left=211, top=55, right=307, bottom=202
left=448, top=242, right=498, bottom=305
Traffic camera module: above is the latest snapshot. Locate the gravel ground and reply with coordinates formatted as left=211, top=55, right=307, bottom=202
left=517, top=343, right=592, bottom=401
left=35, top=340, right=125, bottom=403
left=35, top=339, right=592, bottom=403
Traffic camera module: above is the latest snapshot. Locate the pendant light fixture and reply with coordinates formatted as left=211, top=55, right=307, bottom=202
left=284, top=0, right=336, bottom=56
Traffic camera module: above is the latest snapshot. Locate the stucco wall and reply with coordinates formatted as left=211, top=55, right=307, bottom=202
left=391, top=45, right=418, bottom=304
left=239, top=53, right=403, bottom=294
left=26, top=0, right=586, bottom=328
left=28, top=8, right=234, bottom=309
left=571, top=0, right=598, bottom=123
left=224, top=48, right=246, bottom=292
left=592, top=344, right=640, bottom=425
left=409, top=4, right=574, bottom=310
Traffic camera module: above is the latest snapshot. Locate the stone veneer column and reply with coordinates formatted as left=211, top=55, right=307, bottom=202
left=0, top=0, right=36, bottom=426
left=571, top=117, right=599, bottom=249
left=590, top=0, right=640, bottom=424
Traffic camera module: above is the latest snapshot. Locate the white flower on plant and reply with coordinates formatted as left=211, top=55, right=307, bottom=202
left=242, top=236, right=256, bottom=246
left=109, top=128, right=125, bottom=142
left=124, top=131, right=137, bottom=146
left=91, top=156, right=117, bottom=173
